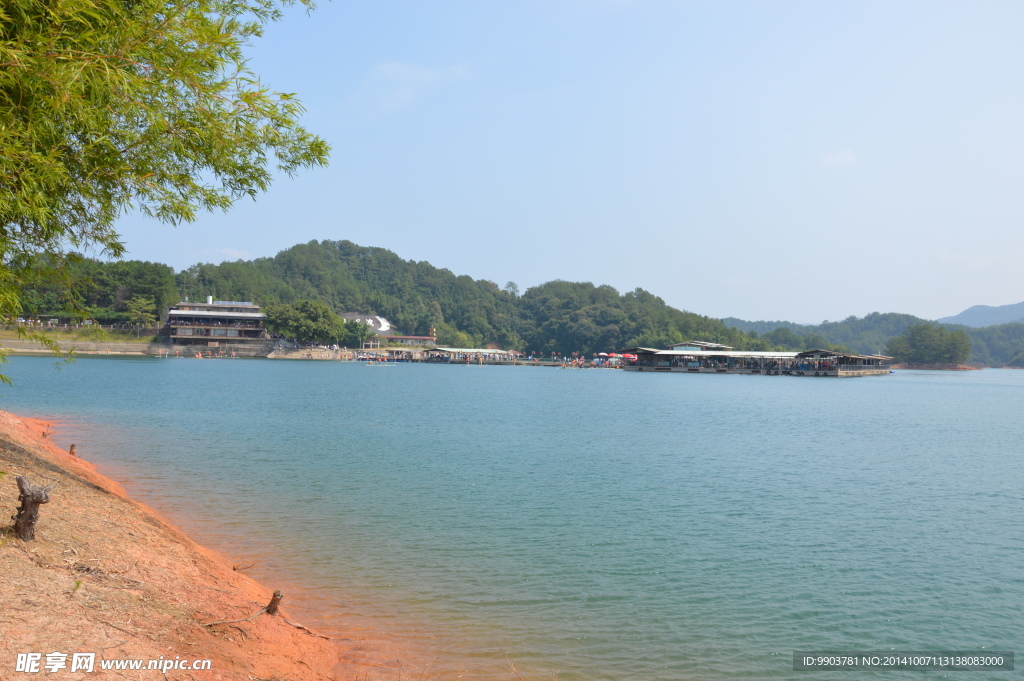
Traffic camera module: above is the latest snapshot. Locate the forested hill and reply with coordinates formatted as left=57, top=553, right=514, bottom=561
left=172, top=240, right=772, bottom=354
left=725, top=313, right=1024, bottom=366
left=721, top=318, right=810, bottom=335
left=21, top=239, right=1024, bottom=364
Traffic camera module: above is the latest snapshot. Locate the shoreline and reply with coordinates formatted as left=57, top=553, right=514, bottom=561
left=0, top=411, right=423, bottom=680
left=889, top=362, right=981, bottom=370
left=2, top=341, right=1017, bottom=370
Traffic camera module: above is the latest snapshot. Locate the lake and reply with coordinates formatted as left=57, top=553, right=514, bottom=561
left=3, top=356, right=1021, bottom=680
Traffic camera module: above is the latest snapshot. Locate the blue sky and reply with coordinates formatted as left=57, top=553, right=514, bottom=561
left=114, top=1, right=1024, bottom=323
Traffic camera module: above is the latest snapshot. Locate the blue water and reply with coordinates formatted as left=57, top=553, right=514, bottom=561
left=3, top=357, right=1021, bottom=680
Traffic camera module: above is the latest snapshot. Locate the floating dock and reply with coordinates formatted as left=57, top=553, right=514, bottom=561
left=622, top=346, right=892, bottom=377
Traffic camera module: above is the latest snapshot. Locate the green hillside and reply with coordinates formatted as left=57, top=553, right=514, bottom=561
left=172, top=240, right=774, bottom=354
left=18, top=239, right=1024, bottom=365
left=726, top=313, right=1024, bottom=366
left=19, top=240, right=772, bottom=355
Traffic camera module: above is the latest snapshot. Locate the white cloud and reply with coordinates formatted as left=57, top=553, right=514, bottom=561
left=821, top=150, right=859, bottom=167
left=346, top=62, right=470, bottom=114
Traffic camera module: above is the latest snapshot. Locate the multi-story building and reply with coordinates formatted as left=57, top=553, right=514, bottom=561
left=165, top=297, right=268, bottom=349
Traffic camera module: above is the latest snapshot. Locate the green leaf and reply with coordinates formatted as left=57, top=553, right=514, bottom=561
left=0, top=0, right=329, bottom=383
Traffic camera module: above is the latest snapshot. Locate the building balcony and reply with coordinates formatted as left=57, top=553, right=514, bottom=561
left=170, top=327, right=267, bottom=339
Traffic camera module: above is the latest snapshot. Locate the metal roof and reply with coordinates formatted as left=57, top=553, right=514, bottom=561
left=668, top=341, right=734, bottom=350
left=167, top=310, right=266, bottom=319
left=635, top=347, right=893, bottom=361
left=796, top=349, right=894, bottom=360
left=432, top=347, right=518, bottom=355
left=654, top=350, right=800, bottom=358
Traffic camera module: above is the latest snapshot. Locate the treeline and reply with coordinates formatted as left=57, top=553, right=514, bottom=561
left=727, top=312, right=928, bottom=355
left=264, top=300, right=377, bottom=347
left=18, top=239, right=1024, bottom=365
left=727, top=313, right=1024, bottom=367
left=18, top=258, right=176, bottom=324
left=174, top=240, right=524, bottom=349
left=21, top=240, right=773, bottom=354
left=170, top=240, right=775, bottom=354
left=885, top=324, right=972, bottom=365
left=960, top=323, right=1024, bottom=366
left=516, top=281, right=774, bottom=354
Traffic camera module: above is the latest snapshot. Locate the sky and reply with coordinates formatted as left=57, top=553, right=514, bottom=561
left=112, top=0, right=1024, bottom=324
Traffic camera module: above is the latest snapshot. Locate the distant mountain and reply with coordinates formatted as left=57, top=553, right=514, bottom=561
left=724, top=313, right=931, bottom=354
left=937, top=302, right=1024, bottom=328
left=724, top=311, right=1024, bottom=366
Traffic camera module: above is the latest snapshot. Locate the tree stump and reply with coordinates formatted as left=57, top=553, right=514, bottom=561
left=13, top=476, right=54, bottom=541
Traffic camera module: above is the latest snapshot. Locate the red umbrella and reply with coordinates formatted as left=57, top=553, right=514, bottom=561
left=607, top=353, right=619, bottom=357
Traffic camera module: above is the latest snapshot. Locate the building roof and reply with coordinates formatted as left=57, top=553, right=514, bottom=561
left=654, top=349, right=893, bottom=360
left=668, top=340, right=734, bottom=350
left=174, top=301, right=259, bottom=308
left=168, top=310, right=266, bottom=319
left=632, top=346, right=893, bottom=361
left=432, top=347, right=519, bottom=355
left=655, top=350, right=800, bottom=358
left=795, top=349, right=893, bottom=360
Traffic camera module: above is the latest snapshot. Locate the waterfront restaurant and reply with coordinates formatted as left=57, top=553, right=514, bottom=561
left=165, top=297, right=268, bottom=348
left=623, top=343, right=892, bottom=377
left=427, top=348, right=522, bottom=363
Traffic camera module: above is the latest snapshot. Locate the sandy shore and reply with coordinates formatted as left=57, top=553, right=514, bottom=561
left=0, top=411, right=413, bottom=680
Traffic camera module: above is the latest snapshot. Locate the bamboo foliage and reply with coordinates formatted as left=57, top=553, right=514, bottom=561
left=0, top=0, right=329, bottom=325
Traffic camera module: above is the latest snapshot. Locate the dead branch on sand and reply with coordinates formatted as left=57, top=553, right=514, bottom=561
left=202, top=591, right=337, bottom=640
left=203, top=591, right=284, bottom=626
